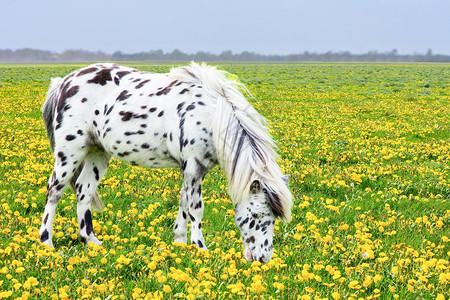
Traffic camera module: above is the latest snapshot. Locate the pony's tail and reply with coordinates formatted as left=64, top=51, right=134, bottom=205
left=69, top=166, right=104, bottom=212
left=42, top=78, right=103, bottom=212
left=42, top=77, right=63, bottom=151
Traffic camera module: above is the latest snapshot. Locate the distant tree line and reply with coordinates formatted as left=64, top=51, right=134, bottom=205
left=1, top=48, right=449, bottom=63
left=0, top=49, right=110, bottom=63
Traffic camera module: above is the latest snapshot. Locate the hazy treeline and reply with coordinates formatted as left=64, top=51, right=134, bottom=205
left=1, top=48, right=449, bottom=63
left=0, top=49, right=110, bottom=63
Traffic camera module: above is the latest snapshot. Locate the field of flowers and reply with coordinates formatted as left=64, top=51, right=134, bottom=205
left=0, top=63, right=449, bottom=299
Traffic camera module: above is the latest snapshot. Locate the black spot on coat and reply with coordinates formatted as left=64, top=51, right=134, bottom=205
left=135, top=79, right=150, bottom=89
left=106, top=105, right=115, bottom=115
left=189, top=213, right=196, bottom=222
left=116, top=71, right=131, bottom=79
left=87, top=69, right=113, bottom=86
left=245, top=236, right=256, bottom=243
left=120, top=111, right=133, bottom=121
left=85, top=210, right=93, bottom=236
left=77, top=67, right=98, bottom=76
left=116, top=90, right=132, bottom=101
left=249, top=220, right=255, bottom=229
left=40, top=229, right=49, bottom=242
left=43, top=214, right=49, bottom=225
left=156, top=80, right=177, bottom=96
left=194, top=201, right=202, bottom=209
left=56, top=84, right=79, bottom=129
left=93, top=167, right=99, bottom=181
left=177, top=102, right=185, bottom=113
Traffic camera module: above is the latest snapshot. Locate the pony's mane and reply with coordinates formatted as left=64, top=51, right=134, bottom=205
left=170, top=63, right=293, bottom=221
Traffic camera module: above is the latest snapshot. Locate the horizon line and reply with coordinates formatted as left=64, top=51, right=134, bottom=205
left=1, top=47, right=449, bottom=57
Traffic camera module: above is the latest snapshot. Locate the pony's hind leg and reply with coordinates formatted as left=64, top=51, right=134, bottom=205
left=75, top=151, right=109, bottom=246
left=39, top=149, right=85, bottom=247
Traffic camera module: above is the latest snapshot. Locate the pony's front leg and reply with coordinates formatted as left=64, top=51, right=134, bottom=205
left=187, top=181, right=206, bottom=249
left=175, top=160, right=207, bottom=250
left=174, top=189, right=188, bottom=244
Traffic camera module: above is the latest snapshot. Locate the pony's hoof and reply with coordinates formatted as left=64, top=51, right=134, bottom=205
left=41, top=240, right=54, bottom=248
left=81, top=235, right=102, bottom=246
left=174, top=236, right=187, bottom=244
left=192, top=239, right=207, bottom=250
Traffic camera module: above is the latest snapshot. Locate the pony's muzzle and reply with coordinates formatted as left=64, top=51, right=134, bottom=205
left=245, top=248, right=253, bottom=261
left=244, top=248, right=271, bottom=263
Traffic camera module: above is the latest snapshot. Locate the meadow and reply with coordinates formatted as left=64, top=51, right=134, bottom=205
left=0, top=63, right=449, bottom=299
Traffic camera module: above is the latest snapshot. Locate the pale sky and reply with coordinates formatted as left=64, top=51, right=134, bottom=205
left=1, top=0, right=449, bottom=55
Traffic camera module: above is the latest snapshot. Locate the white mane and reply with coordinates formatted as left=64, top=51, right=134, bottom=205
left=170, top=63, right=293, bottom=221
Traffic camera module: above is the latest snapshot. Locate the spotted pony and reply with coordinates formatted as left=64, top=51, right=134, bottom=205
left=39, top=63, right=293, bottom=262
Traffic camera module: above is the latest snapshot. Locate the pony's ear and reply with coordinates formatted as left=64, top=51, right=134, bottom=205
left=250, top=180, right=261, bottom=194
left=281, top=174, right=290, bottom=185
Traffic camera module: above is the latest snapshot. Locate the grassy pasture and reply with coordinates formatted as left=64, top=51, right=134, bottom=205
left=0, top=63, right=449, bottom=299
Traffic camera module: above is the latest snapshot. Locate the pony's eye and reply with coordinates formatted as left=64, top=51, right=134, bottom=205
left=252, top=213, right=262, bottom=219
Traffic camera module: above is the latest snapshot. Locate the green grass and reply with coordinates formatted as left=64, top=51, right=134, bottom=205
left=0, top=63, right=449, bottom=299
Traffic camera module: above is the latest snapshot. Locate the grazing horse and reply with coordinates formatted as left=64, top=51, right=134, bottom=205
left=39, top=62, right=293, bottom=262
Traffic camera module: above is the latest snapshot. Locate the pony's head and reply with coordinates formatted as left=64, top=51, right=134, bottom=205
left=235, top=175, right=291, bottom=263
left=194, top=62, right=293, bottom=262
